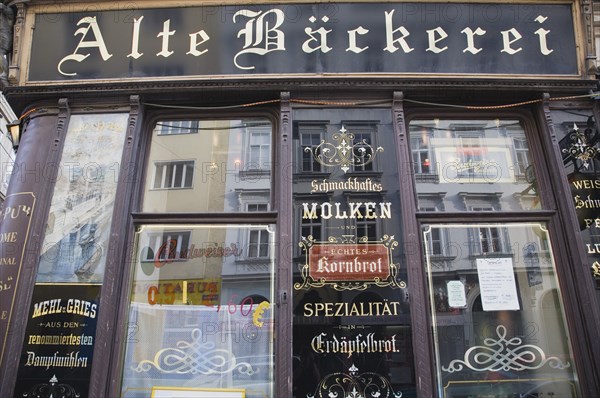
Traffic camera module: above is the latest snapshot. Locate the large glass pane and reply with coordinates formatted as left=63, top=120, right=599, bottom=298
left=142, top=119, right=272, bottom=213
left=409, top=119, right=540, bottom=212
left=121, top=224, right=275, bottom=398
left=36, top=113, right=128, bottom=282
left=292, top=109, right=415, bottom=398
left=14, top=113, right=127, bottom=397
left=424, top=223, right=579, bottom=397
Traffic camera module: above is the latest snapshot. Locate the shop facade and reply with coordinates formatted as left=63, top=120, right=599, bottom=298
left=0, top=1, right=599, bottom=397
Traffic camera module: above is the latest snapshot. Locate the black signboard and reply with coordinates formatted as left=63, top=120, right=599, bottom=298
left=292, top=109, right=415, bottom=396
left=0, top=192, right=35, bottom=369
left=14, top=284, right=100, bottom=398
left=28, top=3, right=578, bottom=81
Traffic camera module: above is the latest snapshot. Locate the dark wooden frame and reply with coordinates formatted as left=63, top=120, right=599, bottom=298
left=1, top=88, right=600, bottom=398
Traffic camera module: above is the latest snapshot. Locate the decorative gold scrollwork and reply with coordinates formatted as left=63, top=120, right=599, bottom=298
left=304, top=126, right=384, bottom=173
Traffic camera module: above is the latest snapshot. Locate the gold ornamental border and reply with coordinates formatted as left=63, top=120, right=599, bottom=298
left=294, top=234, right=406, bottom=291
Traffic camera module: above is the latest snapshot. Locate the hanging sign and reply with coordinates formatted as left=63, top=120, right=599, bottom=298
left=27, top=3, right=578, bottom=81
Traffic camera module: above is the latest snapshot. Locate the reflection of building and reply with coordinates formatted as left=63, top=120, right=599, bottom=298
left=0, top=2, right=600, bottom=398
left=0, top=93, right=15, bottom=205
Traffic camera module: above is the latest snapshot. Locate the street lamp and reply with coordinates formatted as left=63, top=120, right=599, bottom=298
left=6, top=120, right=20, bottom=150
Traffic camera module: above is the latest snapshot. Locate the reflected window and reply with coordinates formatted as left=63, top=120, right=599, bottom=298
left=512, top=136, right=531, bottom=177
left=300, top=204, right=322, bottom=242
left=142, top=118, right=273, bottom=213
left=155, top=120, right=199, bottom=135
left=299, top=127, right=323, bottom=172
left=152, top=160, right=194, bottom=189
left=348, top=125, right=376, bottom=172
left=248, top=126, right=271, bottom=169
left=411, top=135, right=432, bottom=174
left=469, top=206, right=508, bottom=255
left=457, top=134, right=484, bottom=178
left=141, top=230, right=191, bottom=262
left=247, top=203, right=270, bottom=258
left=248, top=229, right=270, bottom=258
left=476, top=226, right=506, bottom=254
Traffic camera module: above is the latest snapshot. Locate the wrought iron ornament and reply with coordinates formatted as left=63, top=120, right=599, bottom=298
left=304, top=126, right=384, bottom=173
left=442, top=325, right=570, bottom=373
left=562, top=123, right=599, bottom=169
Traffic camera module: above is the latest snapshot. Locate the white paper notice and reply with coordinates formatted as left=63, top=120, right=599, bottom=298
left=446, top=280, right=467, bottom=308
left=476, top=257, right=520, bottom=311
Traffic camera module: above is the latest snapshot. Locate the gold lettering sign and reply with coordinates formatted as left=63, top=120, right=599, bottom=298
left=308, top=244, right=390, bottom=282
left=295, top=235, right=405, bottom=291
left=0, top=192, right=36, bottom=367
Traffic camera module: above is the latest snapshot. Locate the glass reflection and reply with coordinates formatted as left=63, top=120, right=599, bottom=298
left=424, top=223, right=578, bottom=397
left=409, top=119, right=540, bottom=212
left=121, top=224, right=275, bottom=398
left=36, top=113, right=128, bottom=283
left=142, top=119, right=272, bottom=213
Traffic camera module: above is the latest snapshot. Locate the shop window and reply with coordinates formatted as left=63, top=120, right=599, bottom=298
left=549, top=109, right=600, bottom=295
left=14, top=114, right=129, bottom=398
left=409, top=119, right=539, bottom=212
left=155, top=120, right=199, bottom=135
left=35, top=113, right=128, bottom=283
left=121, top=225, right=275, bottom=398
left=424, top=223, right=579, bottom=397
left=142, top=118, right=273, bottom=213
left=152, top=160, right=195, bottom=189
